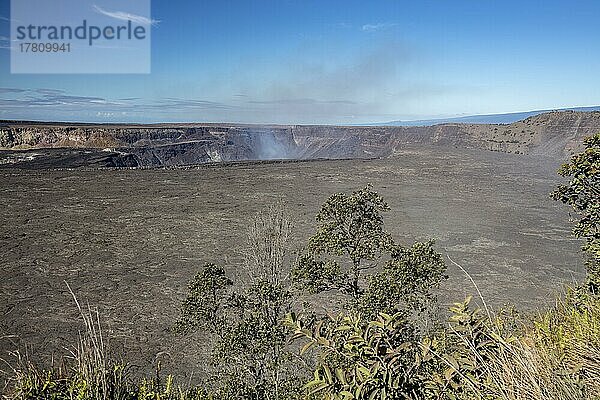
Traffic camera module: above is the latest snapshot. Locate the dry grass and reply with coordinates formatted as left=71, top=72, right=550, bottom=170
left=2, top=264, right=598, bottom=399
left=1, top=282, right=130, bottom=400
left=435, top=257, right=600, bottom=400
left=456, top=291, right=600, bottom=400
left=64, top=281, right=129, bottom=400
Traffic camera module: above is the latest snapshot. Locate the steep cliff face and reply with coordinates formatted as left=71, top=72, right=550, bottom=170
left=0, top=124, right=300, bottom=167
left=291, top=111, right=600, bottom=159
left=1, top=111, right=598, bottom=168
left=420, top=111, right=600, bottom=155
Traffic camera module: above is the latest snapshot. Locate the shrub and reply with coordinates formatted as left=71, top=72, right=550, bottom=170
left=174, top=203, right=304, bottom=399
left=552, top=132, right=600, bottom=293
left=287, top=311, right=425, bottom=399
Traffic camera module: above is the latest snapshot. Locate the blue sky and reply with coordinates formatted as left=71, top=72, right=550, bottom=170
left=1, top=0, right=599, bottom=124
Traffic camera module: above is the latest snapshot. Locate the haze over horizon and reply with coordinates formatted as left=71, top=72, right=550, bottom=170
left=1, top=0, right=599, bottom=124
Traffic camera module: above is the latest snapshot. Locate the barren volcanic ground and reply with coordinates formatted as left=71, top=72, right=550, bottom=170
left=0, top=145, right=584, bottom=383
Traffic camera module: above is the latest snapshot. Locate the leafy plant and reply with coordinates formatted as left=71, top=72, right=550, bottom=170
left=287, top=311, right=424, bottom=399
left=174, top=203, right=303, bottom=399
left=552, top=132, right=600, bottom=293
left=359, top=240, right=447, bottom=321
left=173, top=263, right=233, bottom=335
left=422, top=296, right=504, bottom=399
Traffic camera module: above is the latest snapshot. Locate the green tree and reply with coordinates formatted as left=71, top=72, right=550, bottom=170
left=552, top=133, right=600, bottom=293
left=174, top=204, right=303, bottom=399
left=174, top=263, right=233, bottom=335
left=292, top=185, right=447, bottom=320
left=292, top=185, right=395, bottom=300
left=359, top=240, right=446, bottom=321
left=289, top=186, right=447, bottom=399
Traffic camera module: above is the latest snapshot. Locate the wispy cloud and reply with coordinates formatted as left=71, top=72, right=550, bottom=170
left=0, top=42, right=439, bottom=123
left=330, top=22, right=352, bottom=29
left=35, top=88, right=66, bottom=95
left=0, top=88, right=28, bottom=94
left=0, top=88, right=130, bottom=108
left=0, top=52, right=457, bottom=124
left=248, top=98, right=356, bottom=105
left=93, top=5, right=159, bottom=26
left=148, top=98, right=234, bottom=110
left=361, top=23, right=397, bottom=32
left=0, top=88, right=233, bottom=113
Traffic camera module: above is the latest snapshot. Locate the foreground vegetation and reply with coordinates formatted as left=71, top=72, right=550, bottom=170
left=2, top=133, right=598, bottom=399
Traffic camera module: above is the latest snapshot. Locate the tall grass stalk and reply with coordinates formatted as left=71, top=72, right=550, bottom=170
left=1, top=283, right=130, bottom=400
left=64, top=281, right=129, bottom=400
left=438, top=257, right=600, bottom=399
